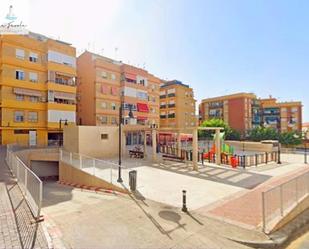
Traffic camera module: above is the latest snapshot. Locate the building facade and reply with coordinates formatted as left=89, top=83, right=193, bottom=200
left=0, top=33, right=77, bottom=146
left=199, top=93, right=256, bottom=133
left=199, top=93, right=302, bottom=134
left=160, top=80, right=196, bottom=130
left=77, top=51, right=161, bottom=144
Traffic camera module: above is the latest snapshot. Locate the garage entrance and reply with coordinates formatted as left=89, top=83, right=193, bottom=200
left=30, top=160, right=59, bottom=181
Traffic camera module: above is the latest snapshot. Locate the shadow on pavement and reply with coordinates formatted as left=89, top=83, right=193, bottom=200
left=151, top=162, right=271, bottom=189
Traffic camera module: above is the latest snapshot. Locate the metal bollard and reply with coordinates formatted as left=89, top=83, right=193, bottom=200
left=182, top=190, right=188, bottom=212
left=255, top=154, right=258, bottom=167
left=265, top=152, right=268, bottom=164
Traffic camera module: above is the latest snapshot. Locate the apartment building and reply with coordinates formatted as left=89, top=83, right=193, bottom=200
left=77, top=51, right=161, bottom=144
left=199, top=93, right=302, bottom=134
left=199, top=93, right=256, bottom=133
left=0, top=33, right=77, bottom=146
left=259, top=97, right=302, bottom=132
left=160, top=80, right=196, bottom=130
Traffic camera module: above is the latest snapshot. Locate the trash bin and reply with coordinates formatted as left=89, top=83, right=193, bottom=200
left=129, top=170, right=137, bottom=191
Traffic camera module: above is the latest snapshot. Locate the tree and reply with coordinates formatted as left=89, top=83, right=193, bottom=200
left=199, top=118, right=241, bottom=140
left=247, top=126, right=278, bottom=141
left=279, top=131, right=302, bottom=147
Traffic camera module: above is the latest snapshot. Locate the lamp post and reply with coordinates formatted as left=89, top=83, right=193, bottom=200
left=59, top=119, right=68, bottom=146
left=117, top=105, right=123, bottom=183
left=305, top=139, right=308, bottom=164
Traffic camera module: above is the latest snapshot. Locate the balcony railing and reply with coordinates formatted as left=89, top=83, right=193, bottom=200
left=168, top=114, right=175, bottom=118
left=168, top=104, right=175, bottom=108
left=167, top=93, right=175, bottom=97
left=160, top=105, right=166, bottom=109
left=160, top=95, right=166, bottom=99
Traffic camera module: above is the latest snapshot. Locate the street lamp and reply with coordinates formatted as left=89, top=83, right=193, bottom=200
left=117, top=105, right=123, bottom=183
left=59, top=119, right=68, bottom=146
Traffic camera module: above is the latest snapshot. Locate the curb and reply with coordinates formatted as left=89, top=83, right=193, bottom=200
left=226, top=208, right=309, bottom=249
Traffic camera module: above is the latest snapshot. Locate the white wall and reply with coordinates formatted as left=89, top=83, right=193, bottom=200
left=48, top=110, right=76, bottom=122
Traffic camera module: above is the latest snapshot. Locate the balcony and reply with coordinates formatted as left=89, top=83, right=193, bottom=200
left=168, top=114, right=175, bottom=118
left=160, top=105, right=166, bottom=109
left=160, top=95, right=166, bottom=99
left=168, top=104, right=175, bottom=108
left=167, top=93, right=175, bottom=98
left=160, top=115, right=166, bottom=119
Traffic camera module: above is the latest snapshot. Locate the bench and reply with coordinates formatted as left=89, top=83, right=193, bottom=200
left=129, top=150, right=144, bottom=159
left=162, top=154, right=185, bottom=162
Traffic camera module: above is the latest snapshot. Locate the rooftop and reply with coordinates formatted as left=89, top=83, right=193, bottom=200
left=161, top=80, right=190, bottom=88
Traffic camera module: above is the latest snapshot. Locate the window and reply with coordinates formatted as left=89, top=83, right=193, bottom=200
left=29, top=72, right=38, bottom=83
left=30, top=96, right=39, bottom=102
left=16, top=94, right=24, bottom=101
left=101, top=102, right=107, bottom=109
left=111, top=117, right=117, bottom=125
left=29, top=52, right=38, bottom=63
left=14, top=111, right=24, bottom=122
left=48, top=50, right=76, bottom=68
left=28, top=112, right=38, bottom=122
left=101, top=116, right=108, bottom=124
left=101, top=134, right=108, bottom=140
left=101, top=71, right=107, bottom=79
left=16, top=49, right=25, bottom=59
left=111, top=103, right=116, bottom=110
left=16, top=70, right=25, bottom=80
left=111, top=74, right=116, bottom=80
left=137, top=91, right=148, bottom=100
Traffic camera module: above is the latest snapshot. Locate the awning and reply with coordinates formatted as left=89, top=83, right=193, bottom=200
left=137, top=116, right=148, bottom=121
left=137, top=103, right=149, bottom=112
left=13, top=88, right=42, bottom=97
left=124, top=73, right=136, bottom=81
left=54, top=91, right=76, bottom=101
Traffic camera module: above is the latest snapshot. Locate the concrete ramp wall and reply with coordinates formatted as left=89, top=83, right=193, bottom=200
left=59, top=161, right=128, bottom=194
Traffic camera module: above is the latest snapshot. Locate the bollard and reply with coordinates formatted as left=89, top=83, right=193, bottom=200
left=190, top=151, right=193, bottom=161
left=265, top=152, right=268, bottom=164
left=243, top=155, right=246, bottom=169
left=255, top=154, right=258, bottom=167
left=202, top=150, right=204, bottom=165
left=182, top=190, right=188, bottom=212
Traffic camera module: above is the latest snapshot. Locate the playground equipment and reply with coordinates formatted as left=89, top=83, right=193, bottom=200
left=203, top=132, right=238, bottom=167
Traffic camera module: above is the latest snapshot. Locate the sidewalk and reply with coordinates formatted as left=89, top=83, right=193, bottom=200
left=0, top=146, right=49, bottom=249
left=196, top=164, right=309, bottom=230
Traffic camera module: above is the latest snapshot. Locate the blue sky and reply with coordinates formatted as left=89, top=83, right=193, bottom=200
left=2, top=0, right=309, bottom=120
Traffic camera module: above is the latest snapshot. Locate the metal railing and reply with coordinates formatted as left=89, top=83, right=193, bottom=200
left=262, top=171, right=309, bottom=233
left=6, top=146, right=43, bottom=219
left=59, top=150, right=121, bottom=184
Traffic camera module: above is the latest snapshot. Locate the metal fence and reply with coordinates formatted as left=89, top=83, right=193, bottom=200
left=60, top=150, right=121, bottom=185
left=262, top=171, right=309, bottom=233
left=6, top=147, right=43, bottom=219
left=158, top=144, right=278, bottom=168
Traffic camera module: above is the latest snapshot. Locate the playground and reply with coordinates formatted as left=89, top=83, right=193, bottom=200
left=157, top=129, right=279, bottom=169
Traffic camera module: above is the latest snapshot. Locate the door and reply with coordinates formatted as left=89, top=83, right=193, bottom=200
left=29, top=130, right=37, bottom=146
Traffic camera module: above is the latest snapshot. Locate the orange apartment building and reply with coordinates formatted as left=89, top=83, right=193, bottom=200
left=0, top=32, right=77, bottom=146
left=199, top=93, right=302, bottom=134
left=77, top=51, right=161, bottom=145
left=159, top=80, right=197, bottom=143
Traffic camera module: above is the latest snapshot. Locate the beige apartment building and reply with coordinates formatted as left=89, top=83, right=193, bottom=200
left=77, top=51, right=161, bottom=145
left=199, top=93, right=302, bottom=134
left=159, top=80, right=196, bottom=130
